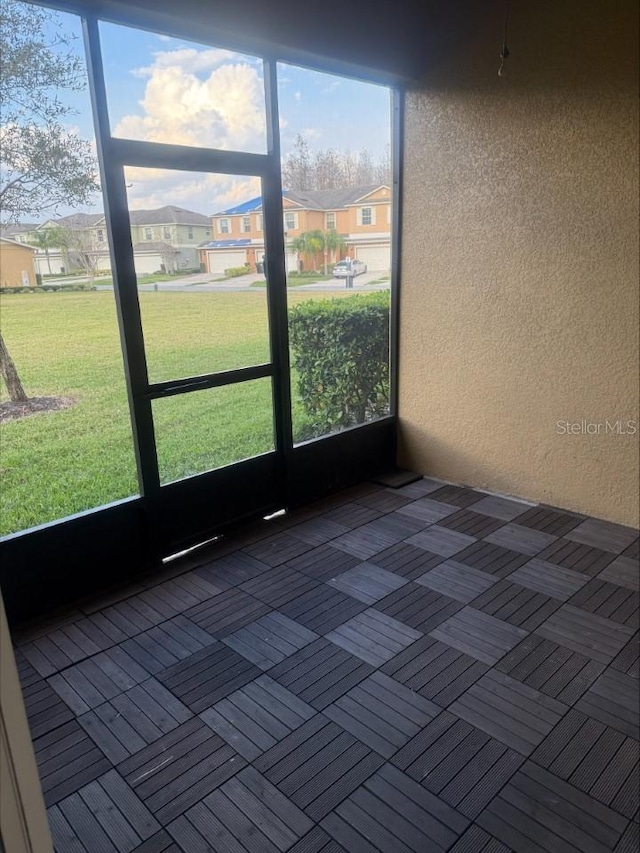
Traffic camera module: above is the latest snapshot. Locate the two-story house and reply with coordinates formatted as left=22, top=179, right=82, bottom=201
left=200, top=184, right=392, bottom=275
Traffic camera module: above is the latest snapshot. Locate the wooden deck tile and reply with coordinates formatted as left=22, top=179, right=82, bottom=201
left=242, top=531, right=313, bottom=566
left=381, top=635, right=489, bottom=707
left=537, top=538, right=617, bottom=575
left=510, top=558, right=589, bottom=601
left=438, top=509, right=505, bottom=538
left=532, top=709, right=639, bottom=819
left=185, top=588, right=271, bottom=637
left=289, top=826, right=348, bottom=853
left=393, top=710, right=523, bottom=819
left=575, top=669, right=639, bottom=739
left=407, top=526, right=477, bottom=558
left=569, top=579, right=639, bottom=628
left=326, top=609, right=422, bottom=667
left=254, top=715, right=384, bottom=821
left=484, top=523, right=558, bottom=557
left=328, top=562, right=408, bottom=604
left=370, top=543, right=446, bottom=580
left=396, top=497, right=459, bottom=523
left=416, top=560, right=498, bottom=603
left=610, top=631, right=639, bottom=678
left=448, top=670, right=567, bottom=756
left=332, top=524, right=399, bottom=561
left=280, top=585, right=367, bottom=634
left=128, top=831, right=180, bottom=852
left=324, top=671, right=440, bottom=758
left=448, top=824, right=512, bottom=853
left=285, top=544, right=361, bottom=581
left=453, top=540, right=529, bottom=577
left=222, top=612, right=318, bottom=670
left=194, top=551, right=270, bottom=587
left=240, top=567, right=321, bottom=608
left=34, top=719, right=112, bottom=807
left=471, top=579, right=561, bottom=631
left=496, top=634, right=605, bottom=704
left=366, top=511, right=428, bottom=540
left=469, top=495, right=530, bottom=522
left=48, top=769, right=160, bottom=853
left=17, top=655, right=74, bottom=739
left=119, top=615, right=217, bottom=676
left=430, top=607, right=528, bottom=666
left=118, top=717, right=245, bottom=825
left=156, top=642, right=261, bottom=712
left=615, top=823, right=640, bottom=853
left=565, top=518, right=639, bottom=554
left=374, top=584, right=462, bottom=634
left=201, top=675, right=315, bottom=760
left=321, top=502, right=383, bottom=530
left=598, top=556, right=640, bottom=592
left=287, top=517, right=351, bottom=546
left=269, top=639, right=374, bottom=710
left=514, top=506, right=584, bottom=537
left=78, top=678, right=192, bottom=764
left=393, top=477, right=444, bottom=499
left=355, top=490, right=414, bottom=512
left=477, top=762, right=628, bottom=853
left=535, top=605, right=635, bottom=664
left=428, top=485, right=485, bottom=508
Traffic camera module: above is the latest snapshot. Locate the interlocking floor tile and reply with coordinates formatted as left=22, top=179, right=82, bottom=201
left=355, top=490, right=414, bottom=512
left=453, top=540, right=529, bottom=577
left=186, top=588, right=271, bottom=637
left=371, top=542, right=446, bottom=580
left=537, top=538, right=617, bottom=575
left=118, top=717, right=245, bottom=825
left=477, top=762, right=628, bottom=853
left=510, top=557, right=588, bottom=601
left=270, top=638, right=374, bottom=710
left=496, top=634, right=605, bottom=704
left=438, top=509, right=505, bottom=538
left=129, top=830, right=180, bottom=852
left=535, top=604, right=635, bottom=664
left=201, top=675, right=315, bottom=760
left=430, top=607, right=528, bottom=666
left=322, top=502, right=383, bottom=529
left=240, top=567, right=321, bottom=609
left=242, top=532, right=313, bottom=566
left=375, top=584, right=462, bottom=633
left=289, top=826, right=348, bottom=853
left=195, top=551, right=270, bottom=587
left=78, top=678, right=192, bottom=764
left=615, top=823, right=640, bottom=853
left=598, top=556, right=640, bottom=592
left=287, top=517, right=351, bottom=546
left=119, top=615, right=218, bottom=676
left=366, top=510, right=428, bottom=540
left=17, top=654, right=74, bottom=740
left=569, top=578, right=639, bottom=628
left=328, top=562, right=408, bottom=604
left=331, top=524, right=399, bottom=560
left=428, top=485, right=485, bottom=508
left=393, top=476, right=444, bottom=499
left=280, top=585, right=367, bottom=634
left=381, top=635, right=489, bottom=707
left=471, top=579, right=561, bottom=631
left=416, top=560, right=497, bottom=603
left=407, top=526, right=477, bottom=558
left=395, top=496, right=459, bottom=523
left=469, top=495, right=531, bottom=522
left=324, top=671, right=439, bottom=758
left=323, top=763, right=469, bottom=853
left=393, top=710, right=523, bottom=819
left=448, top=670, right=567, bottom=755
left=254, top=715, right=384, bottom=821
left=326, top=609, right=422, bottom=666
left=285, top=544, right=361, bottom=581
left=222, top=612, right=318, bottom=670
left=448, top=824, right=512, bottom=853
left=610, top=631, right=639, bottom=678
left=532, top=708, right=639, bottom=819
left=34, top=719, right=111, bottom=807
left=168, top=766, right=314, bottom=853
left=575, top=669, right=639, bottom=739
left=48, top=769, right=160, bottom=853
left=156, top=642, right=261, bottom=712
left=514, top=506, right=584, bottom=537
left=565, top=517, right=639, bottom=554
left=484, top=523, right=558, bottom=556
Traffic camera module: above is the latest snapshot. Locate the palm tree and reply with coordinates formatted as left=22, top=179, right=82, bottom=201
left=289, top=229, right=346, bottom=273
left=322, top=229, right=347, bottom=274
left=31, top=227, right=64, bottom=276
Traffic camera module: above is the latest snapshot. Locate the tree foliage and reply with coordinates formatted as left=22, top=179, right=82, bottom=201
left=282, top=134, right=391, bottom=191
left=0, top=0, right=99, bottom=222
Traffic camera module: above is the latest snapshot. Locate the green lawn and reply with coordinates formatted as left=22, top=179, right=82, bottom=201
left=0, top=289, right=356, bottom=536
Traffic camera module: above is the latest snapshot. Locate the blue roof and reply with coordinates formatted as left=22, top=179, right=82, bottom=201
left=216, top=196, right=263, bottom=215
left=200, top=239, right=252, bottom=249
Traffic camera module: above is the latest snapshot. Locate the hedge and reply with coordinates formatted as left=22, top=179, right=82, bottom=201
left=288, top=291, right=390, bottom=437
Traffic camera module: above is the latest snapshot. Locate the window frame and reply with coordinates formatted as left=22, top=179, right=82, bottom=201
left=218, top=218, right=230, bottom=235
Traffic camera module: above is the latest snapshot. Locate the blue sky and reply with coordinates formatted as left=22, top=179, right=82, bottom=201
left=39, top=11, right=391, bottom=218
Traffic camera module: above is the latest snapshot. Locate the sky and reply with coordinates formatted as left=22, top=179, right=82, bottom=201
left=31, top=9, right=391, bottom=220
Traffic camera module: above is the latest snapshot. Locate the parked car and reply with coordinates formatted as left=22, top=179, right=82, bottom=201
left=333, top=259, right=367, bottom=278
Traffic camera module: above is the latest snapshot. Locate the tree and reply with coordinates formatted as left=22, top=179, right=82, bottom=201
left=282, top=134, right=391, bottom=192
left=289, top=229, right=346, bottom=274
left=0, top=1, right=99, bottom=402
left=56, top=225, right=100, bottom=283
left=30, top=226, right=64, bottom=275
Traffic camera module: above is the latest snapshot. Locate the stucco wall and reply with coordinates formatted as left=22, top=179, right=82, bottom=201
left=0, top=243, right=36, bottom=288
left=398, top=0, right=639, bottom=526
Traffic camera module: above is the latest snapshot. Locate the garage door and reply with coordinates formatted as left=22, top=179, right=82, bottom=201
left=357, top=245, right=390, bottom=272
left=207, top=250, right=247, bottom=274
left=134, top=253, right=163, bottom=275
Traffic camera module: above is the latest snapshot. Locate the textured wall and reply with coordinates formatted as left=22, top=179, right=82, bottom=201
left=399, top=0, right=639, bottom=526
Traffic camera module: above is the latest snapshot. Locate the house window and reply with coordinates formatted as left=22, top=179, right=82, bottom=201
left=144, top=227, right=153, bottom=240
left=96, top=229, right=104, bottom=242
left=284, top=211, right=297, bottom=231
left=163, top=226, right=171, bottom=240
left=188, top=226, right=194, bottom=239
left=256, top=215, right=263, bottom=231
left=361, top=207, right=373, bottom=226
left=219, top=218, right=230, bottom=234
left=325, top=212, right=336, bottom=230
left=242, top=216, right=251, bottom=233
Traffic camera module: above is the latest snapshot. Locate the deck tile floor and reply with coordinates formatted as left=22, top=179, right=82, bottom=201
left=12, top=478, right=640, bottom=853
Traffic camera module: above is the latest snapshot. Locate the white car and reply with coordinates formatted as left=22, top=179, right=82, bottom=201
left=333, top=259, right=367, bottom=278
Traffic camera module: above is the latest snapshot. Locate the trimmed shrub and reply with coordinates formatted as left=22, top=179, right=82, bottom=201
left=224, top=264, right=251, bottom=278
left=288, top=292, right=390, bottom=437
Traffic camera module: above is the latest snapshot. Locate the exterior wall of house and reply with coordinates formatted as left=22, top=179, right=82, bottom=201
left=399, top=0, right=639, bottom=527
left=0, top=243, right=37, bottom=288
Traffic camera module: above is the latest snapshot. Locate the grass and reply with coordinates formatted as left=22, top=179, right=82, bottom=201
left=0, top=288, right=360, bottom=536
left=96, top=272, right=196, bottom=287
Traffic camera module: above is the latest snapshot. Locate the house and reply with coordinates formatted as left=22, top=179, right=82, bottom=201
left=201, top=185, right=392, bottom=274
left=0, top=237, right=37, bottom=289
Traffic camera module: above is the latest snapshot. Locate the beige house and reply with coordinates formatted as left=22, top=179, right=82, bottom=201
left=0, top=237, right=37, bottom=289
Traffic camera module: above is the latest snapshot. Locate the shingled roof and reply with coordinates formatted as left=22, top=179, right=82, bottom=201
left=214, top=185, right=387, bottom=216
left=128, top=205, right=210, bottom=226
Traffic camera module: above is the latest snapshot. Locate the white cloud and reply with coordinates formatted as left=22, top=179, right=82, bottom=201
left=293, top=91, right=302, bottom=102
left=133, top=47, right=242, bottom=77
